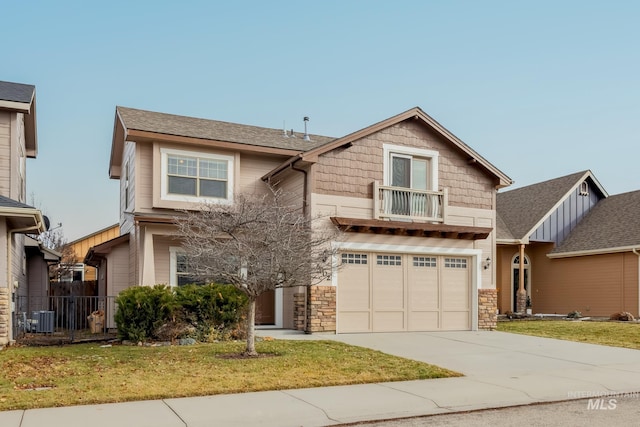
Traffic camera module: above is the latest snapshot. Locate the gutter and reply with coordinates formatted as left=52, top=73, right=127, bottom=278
left=290, top=161, right=308, bottom=216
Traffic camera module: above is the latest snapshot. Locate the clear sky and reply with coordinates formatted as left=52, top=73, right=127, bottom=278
left=3, top=1, right=639, bottom=241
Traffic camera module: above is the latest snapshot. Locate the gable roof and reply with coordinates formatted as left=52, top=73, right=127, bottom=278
left=496, top=170, right=607, bottom=242
left=110, top=107, right=336, bottom=178
left=0, top=80, right=38, bottom=157
left=549, top=190, right=640, bottom=257
left=264, top=107, right=513, bottom=187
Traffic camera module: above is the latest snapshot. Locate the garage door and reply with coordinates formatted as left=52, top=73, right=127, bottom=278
left=337, top=252, right=471, bottom=333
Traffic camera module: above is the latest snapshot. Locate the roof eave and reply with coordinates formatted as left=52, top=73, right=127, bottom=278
left=548, top=245, right=640, bottom=259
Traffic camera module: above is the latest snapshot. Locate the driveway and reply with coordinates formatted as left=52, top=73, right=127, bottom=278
left=271, top=329, right=640, bottom=404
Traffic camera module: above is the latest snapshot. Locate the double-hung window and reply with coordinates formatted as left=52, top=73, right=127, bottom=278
left=161, top=148, right=234, bottom=203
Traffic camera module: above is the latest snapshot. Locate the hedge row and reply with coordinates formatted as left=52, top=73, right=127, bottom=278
left=114, top=284, right=248, bottom=342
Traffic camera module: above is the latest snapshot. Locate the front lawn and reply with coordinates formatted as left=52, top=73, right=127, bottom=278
left=497, top=319, right=640, bottom=350
left=0, top=340, right=460, bottom=411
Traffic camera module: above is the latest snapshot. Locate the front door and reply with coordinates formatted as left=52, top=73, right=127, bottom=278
left=255, top=290, right=275, bottom=325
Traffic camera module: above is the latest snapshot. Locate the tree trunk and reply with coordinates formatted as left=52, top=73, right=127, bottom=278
left=245, top=297, right=257, bottom=356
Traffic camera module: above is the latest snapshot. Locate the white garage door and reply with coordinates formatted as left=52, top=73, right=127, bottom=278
left=337, top=252, right=471, bottom=333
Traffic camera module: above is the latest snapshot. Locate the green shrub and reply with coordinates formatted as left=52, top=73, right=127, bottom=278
left=114, top=285, right=177, bottom=341
left=115, top=284, right=248, bottom=342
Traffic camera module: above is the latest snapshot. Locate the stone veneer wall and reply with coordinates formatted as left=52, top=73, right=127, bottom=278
left=0, top=288, right=9, bottom=346
left=478, top=288, right=497, bottom=330
left=306, top=286, right=336, bottom=333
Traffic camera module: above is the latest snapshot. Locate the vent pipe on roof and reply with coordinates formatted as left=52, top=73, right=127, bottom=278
left=283, top=121, right=288, bottom=138
left=303, top=116, right=310, bottom=141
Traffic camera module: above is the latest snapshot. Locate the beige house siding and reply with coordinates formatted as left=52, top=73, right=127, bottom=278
left=313, top=121, right=494, bottom=210
left=0, top=112, right=11, bottom=198
left=270, top=166, right=306, bottom=211
left=120, top=141, right=137, bottom=234
left=153, top=234, right=175, bottom=285
left=11, top=234, right=27, bottom=292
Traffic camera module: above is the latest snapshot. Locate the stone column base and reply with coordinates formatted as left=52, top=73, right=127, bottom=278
left=478, top=288, right=497, bottom=330
left=0, top=288, right=9, bottom=346
left=306, top=286, right=336, bottom=333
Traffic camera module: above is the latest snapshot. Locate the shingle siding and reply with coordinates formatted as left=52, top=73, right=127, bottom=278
left=314, top=120, right=494, bottom=210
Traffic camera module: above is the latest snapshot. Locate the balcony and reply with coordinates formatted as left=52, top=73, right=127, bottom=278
left=373, top=182, right=446, bottom=222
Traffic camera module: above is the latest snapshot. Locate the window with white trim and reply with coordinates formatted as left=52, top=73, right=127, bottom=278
left=169, top=247, right=205, bottom=287
left=383, top=144, right=438, bottom=191
left=161, top=148, right=234, bottom=203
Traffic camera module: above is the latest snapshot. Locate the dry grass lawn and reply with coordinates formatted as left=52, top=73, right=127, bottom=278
left=0, top=339, right=460, bottom=411
left=497, top=319, right=640, bottom=350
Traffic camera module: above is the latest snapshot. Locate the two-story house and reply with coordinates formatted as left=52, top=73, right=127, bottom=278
left=0, top=80, right=50, bottom=346
left=91, top=106, right=512, bottom=333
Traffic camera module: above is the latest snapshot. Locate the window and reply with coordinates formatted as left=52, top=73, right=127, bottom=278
left=341, top=253, right=368, bottom=265
left=161, top=148, right=234, bottom=203
left=579, top=181, right=589, bottom=196
left=413, top=256, right=436, bottom=267
left=383, top=144, right=438, bottom=191
left=377, top=254, right=402, bottom=266
left=170, top=247, right=205, bottom=287
left=124, top=160, right=130, bottom=209
left=444, top=258, right=467, bottom=269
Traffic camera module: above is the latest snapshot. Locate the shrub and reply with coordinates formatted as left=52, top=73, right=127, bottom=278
left=115, top=285, right=177, bottom=342
left=115, top=284, right=248, bottom=342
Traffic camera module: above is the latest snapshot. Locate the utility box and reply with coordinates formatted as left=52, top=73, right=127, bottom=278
left=88, top=310, right=105, bottom=334
left=32, top=311, right=55, bottom=333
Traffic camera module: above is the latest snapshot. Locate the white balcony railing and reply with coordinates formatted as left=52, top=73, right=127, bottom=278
left=373, top=182, right=446, bottom=222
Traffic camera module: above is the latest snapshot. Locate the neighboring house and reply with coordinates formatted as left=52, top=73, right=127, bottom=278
left=0, top=81, right=51, bottom=346
left=496, top=170, right=640, bottom=317
left=64, top=224, right=119, bottom=283
left=92, top=105, right=512, bottom=333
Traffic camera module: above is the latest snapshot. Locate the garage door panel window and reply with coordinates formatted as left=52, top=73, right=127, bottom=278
left=413, top=256, right=436, bottom=267
left=377, top=255, right=402, bottom=266
left=342, top=253, right=368, bottom=265
left=445, top=258, right=467, bottom=268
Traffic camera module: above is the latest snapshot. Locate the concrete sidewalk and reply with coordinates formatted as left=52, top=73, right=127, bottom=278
left=2, top=330, right=640, bottom=426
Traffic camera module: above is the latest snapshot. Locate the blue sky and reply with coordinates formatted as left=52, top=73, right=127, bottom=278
left=3, top=1, right=639, bottom=241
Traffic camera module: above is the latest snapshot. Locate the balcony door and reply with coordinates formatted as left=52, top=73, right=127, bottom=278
left=391, top=154, right=429, bottom=216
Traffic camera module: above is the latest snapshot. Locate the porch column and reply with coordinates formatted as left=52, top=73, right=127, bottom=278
left=516, top=243, right=527, bottom=313
left=140, top=227, right=156, bottom=286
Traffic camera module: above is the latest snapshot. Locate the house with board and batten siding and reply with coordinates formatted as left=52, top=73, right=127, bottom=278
left=496, top=170, right=640, bottom=317
left=91, top=105, right=512, bottom=333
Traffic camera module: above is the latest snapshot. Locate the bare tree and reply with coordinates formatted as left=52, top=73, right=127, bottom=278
left=174, top=189, right=341, bottom=356
left=39, top=224, right=77, bottom=282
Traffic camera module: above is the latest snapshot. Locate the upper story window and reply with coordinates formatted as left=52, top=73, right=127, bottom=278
left=161, top=148, right=234, bottom=204
left=383, top=144, right=438, bottom=191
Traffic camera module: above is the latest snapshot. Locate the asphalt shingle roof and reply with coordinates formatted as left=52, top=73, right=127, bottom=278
left=0, top=80, right=35, bottom=104
left=552, top=190, right=640, bottom=253
left=496, top=171, right=588, bottom=240
left=117, top=107, right=336, bottom=152
left=0, top=195, right=37, bottom=210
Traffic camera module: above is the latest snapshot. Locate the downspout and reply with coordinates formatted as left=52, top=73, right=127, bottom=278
left=290, top=161, right=308, bottom=216
left=633, top=248, right=640, bottom=317
left=289, top=161, right=310, bottom=332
